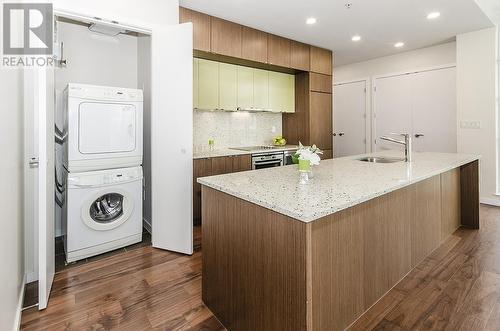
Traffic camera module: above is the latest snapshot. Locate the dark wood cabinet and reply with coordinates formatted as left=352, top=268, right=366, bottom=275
left=193, top=154, right=251, bottom=221
left=310, top=46, right=332, bottom=75
left=310, top=92, right=333, bottom=150
left=290, top=41, right=310, bottom=71
left=310, top=73, right=332, bottom=93
left=210, top=17, right=242, bottom=58
left=179, top=7, right=211, bottom=52
left=267, top=34, right=291, bottom=68
left=241, top=27, right=268, bottom=63
left=193, top=158, right=212, bottom=221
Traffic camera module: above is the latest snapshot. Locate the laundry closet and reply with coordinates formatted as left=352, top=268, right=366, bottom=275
left=25, top=10, right=194, bottom=309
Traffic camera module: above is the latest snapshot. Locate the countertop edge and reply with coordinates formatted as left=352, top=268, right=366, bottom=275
left=198, top=155, right=480, bottom=223
left=193, top=146, right=298, bottom=159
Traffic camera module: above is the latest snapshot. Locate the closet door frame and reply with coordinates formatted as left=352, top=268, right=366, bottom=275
left=371, top=63, right=456, bottom=152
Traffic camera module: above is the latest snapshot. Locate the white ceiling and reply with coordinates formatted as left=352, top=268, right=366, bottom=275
left=180, top=0, right=493, bottom=66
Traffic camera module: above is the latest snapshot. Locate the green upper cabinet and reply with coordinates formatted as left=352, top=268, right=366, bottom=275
left=193, top=58, right=199, bottom=109
left=237, top=66, right=253, bottom=110
left=219, top=63, right=238, bottom=111
left=198, top=59, right=219, bottom=110
left=253, top=69, right=269, bottom=110
left=193, top=58, right=295, bottom=113
left=269, top=72, right=295, bottom=113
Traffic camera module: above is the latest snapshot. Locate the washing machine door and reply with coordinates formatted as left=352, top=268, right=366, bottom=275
left=82, top=188, right=134, bottom=231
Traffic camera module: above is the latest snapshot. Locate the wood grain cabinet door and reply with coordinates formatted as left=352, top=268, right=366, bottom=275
left=219, top=63, right=238, bottom=111
left=241, top=27, right=268, bottom=63
left=179, top=7, right=211, bottom=52
left=290, top=41, right=310, bottom=71
left=211, top=17, right=242, bottom=58
left=232, top=155, right=251, bottom=172
left=310, top=46, right=332, bottom=75
left=193, top=158, right=212, bottom=220
left=268, top=34, right=291, bottom=68
left=310, top=73, right=332, bottom=93
left=310, top=91, right=333, bottom=150
left=198, top=59, right=219, bottom=110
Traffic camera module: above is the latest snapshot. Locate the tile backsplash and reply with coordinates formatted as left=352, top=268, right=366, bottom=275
left=193, top=111, right=282, bottom=150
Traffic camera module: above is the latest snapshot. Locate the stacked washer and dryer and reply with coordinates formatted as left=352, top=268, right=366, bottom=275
left=62, top=83, right=144, bottom=263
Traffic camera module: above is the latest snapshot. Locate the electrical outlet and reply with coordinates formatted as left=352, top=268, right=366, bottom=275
left=460, top=121, right=481, bottom=129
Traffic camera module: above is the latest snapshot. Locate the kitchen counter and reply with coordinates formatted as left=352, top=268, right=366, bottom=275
left=198, top=151, right=480, bottom=222
left=193, top=144, right=298, bottom=159
left=200, top=151, right=480, bottom=331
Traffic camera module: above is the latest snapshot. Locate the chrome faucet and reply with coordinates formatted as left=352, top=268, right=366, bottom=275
left=379, top=133, right=412, bottom=162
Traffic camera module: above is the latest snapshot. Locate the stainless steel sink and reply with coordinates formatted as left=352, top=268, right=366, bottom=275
left=357, top=157, right=404, bottom=164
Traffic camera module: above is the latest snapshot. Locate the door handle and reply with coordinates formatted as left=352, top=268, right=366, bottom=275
left=332, top=133, right=337, bottom=137
left=339, top=132, right=345, bottom=137
left=29, top=157, right=39, bottom=168
left=414, top=134, right=424, bottom=138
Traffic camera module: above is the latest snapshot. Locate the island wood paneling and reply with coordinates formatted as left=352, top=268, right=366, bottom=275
left=460, top=160, right=479, bottom=229
left=210, top=17, right=242, bottom=58
left=241, top=27, right=268, bottom=63
left=310, top=186, right=412, bottom=330
left=410, top=176, right=442, bottom=267
left=202, top=187, right=308, bottom=331
left=201, top=165, right=478, bottom=331
left=290, top=40, right=310, bottom=71
left=441, top=168, right=461, bottom=240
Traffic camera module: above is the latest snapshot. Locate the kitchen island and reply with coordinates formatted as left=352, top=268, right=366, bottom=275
left=198, top=152, right=480, bottom=331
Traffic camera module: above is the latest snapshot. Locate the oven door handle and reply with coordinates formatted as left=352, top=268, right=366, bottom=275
left=253, top=160, right=283, bottom=166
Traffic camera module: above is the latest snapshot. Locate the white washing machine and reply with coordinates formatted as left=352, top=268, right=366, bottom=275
left=63, top=166, right=143, bottom=263
left=63, top=83, right=143, bottom=173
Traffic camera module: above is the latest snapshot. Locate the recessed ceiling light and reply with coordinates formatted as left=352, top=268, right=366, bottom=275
left=427, top=12, right=441, bottom=20
left=306, top=17, right=317, bottom=25
left=351, top=35, right=361, bottom=42
left=394, top=42, right=405, bottom=48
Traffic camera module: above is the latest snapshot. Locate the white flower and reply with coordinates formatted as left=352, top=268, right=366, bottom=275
left=296, top=142, right=322, bottom=165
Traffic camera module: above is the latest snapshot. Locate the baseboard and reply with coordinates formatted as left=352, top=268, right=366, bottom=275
left=480, top=197, right=500, bottom=207
left=14, top=274, right=26, bottom=331
left=143, top=218, right=152, bottom=234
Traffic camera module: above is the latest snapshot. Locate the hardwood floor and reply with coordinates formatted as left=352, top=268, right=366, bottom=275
left=21, top=206, right=500, bottom=330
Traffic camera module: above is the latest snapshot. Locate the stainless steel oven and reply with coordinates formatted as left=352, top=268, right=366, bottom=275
left=283, top=150, right=296, bottom=165
left=251, top=152, right=284, bottom=169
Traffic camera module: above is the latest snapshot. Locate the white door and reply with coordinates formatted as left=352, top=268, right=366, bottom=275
left=151, top=23, right=193, bottom=254
left=373, top=75, right=412, bottom=152
left=333, top=80, right=367, bottom=157
left=31, top=67, right=55, bottom=310
left=411, top=67, right=456, bottom=152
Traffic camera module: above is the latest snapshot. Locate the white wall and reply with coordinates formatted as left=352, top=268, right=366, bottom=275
left=55, top=22, right=139, bottom=91
left=334, top=41, right=457, bottom=82
left=0, top=69, right=25, bottom=330
left=456, top=27, right=498, bottom=205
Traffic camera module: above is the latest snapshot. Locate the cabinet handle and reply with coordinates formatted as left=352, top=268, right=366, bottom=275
left=414, top=134, right=424, bottom=138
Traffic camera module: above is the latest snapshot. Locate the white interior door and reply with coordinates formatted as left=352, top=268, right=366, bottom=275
left=151, top=23, right=193, bottom=254
left=373, top=75, right=412, bottom=152
left=333, top=81, right=367, bottom=157
left=34, top=67, right=55, bottom=310
left=411, top=67, right=456, bottom=152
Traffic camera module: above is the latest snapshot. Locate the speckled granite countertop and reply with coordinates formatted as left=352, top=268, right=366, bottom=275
left=193, top=145, right=298, bottom=159
left=197, top=151, right=480, bottom=223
